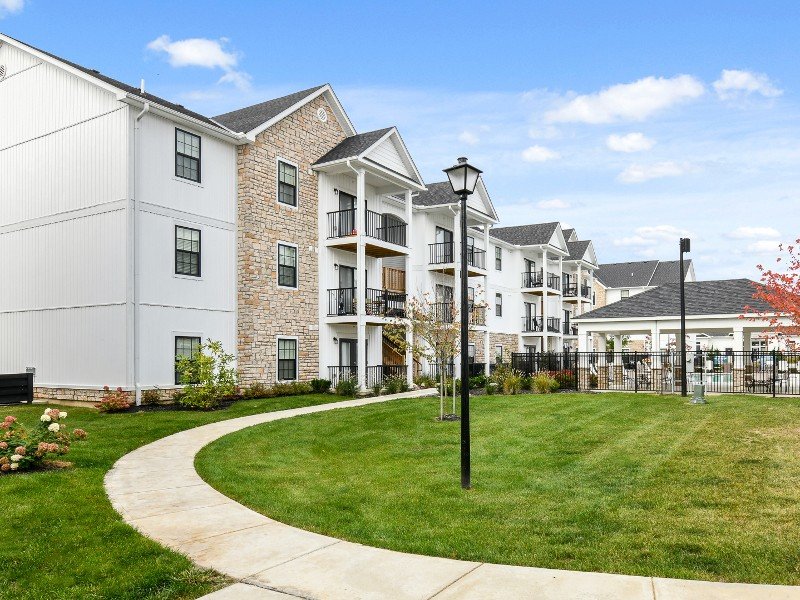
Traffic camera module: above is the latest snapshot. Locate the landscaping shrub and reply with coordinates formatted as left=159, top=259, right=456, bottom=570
left=0, top=408, right=87, bottom=474
left=589, top=373, right=599, bottom=389
left=491, top=365, right=523, bottom=395
left=385, top=376, right=409, bottom=394
left=176, top=339, right=236, bottom=410
left=242, top=382, right=269, bottom=399
left=520, top=375, right=532, bottom=391
left=97, top=386, right=131, bottom=413
left=469, top=374, right=487, bottom=389
left=371, top=381, right=384, bottom=396
left=532, top=373, right=559, bottom=393
left=140, top=388, right=161, bottom=405
left=310, top=378, right=332, bottom=393
left=269, top=382, right=313, bottom=397
left=414, top=375, right=436, bottom=389
left=335, top=377, right=358, bottom=397
left=551, top=369, right=575, bottom=389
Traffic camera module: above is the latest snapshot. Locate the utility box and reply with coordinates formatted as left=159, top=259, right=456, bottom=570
left=691, top=383, right=706, bottom=404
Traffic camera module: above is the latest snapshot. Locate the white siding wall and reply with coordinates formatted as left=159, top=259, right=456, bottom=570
left=0, top=42, right=130, bottom=387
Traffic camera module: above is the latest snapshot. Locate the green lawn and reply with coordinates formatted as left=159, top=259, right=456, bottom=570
left=0, top=394, right=337, bottom=600
left=197, top=393, right=800, bottom=585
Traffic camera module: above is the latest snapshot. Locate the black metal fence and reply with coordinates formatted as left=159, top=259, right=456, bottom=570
left=510, top=350, right=800, bottom=396
left=0, top=373, right=34, bottom=405
left=328, top=364, right=407, bottom=387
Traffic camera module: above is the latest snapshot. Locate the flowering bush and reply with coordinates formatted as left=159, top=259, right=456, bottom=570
left=0, top=409, right=88, bottom=474
left=97, top=386, right=132, bottom=413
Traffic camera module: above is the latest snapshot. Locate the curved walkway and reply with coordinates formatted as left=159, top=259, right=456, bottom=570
left=105, top=391, right=800, bottom=600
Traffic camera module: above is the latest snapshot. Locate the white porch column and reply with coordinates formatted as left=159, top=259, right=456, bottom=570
left=542, top=250, right=548, bottom=351
left=743, top=329, right=752, bottom=352
left=356, top=169, right=367, bottom=390
left=733, top=326, right=745, bottom=352
left=651, top=322, right=661, bottom=367
left=405, top=325, right=414, bottom=386
left=404, top=189, right=413, bottom=386
left=576, top=267, right=582, bottom=316
left=614, top=334, right=624, bottom=364
left=578, top=329, right=590, bottom=352
left=452, top=207, right=461, bottom=380
left=484, top=329, right=490, bottom=376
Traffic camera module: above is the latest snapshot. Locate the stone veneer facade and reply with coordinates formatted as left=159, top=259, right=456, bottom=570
left=490, top=332, right=519, bottom=363
left=236, top=95, right=347, bottom=385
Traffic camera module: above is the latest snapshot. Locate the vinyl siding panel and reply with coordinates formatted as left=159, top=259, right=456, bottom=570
left=367, top=137, right=412, bottom=178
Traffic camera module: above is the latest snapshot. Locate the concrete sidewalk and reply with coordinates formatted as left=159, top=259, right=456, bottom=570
left=105, top=390, right=800, bottom=600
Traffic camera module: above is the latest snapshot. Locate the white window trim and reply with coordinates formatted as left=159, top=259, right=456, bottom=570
left=174, top=127, right=204, bottom=187
left=276, top=240, right=300, bottom=290
left=276, top=156, right=300, bottom=210
left=276, top=335, right=300, bottom=382
left=173, top=220, right=204, bottom=281
left=173, top=331, right=203, bottom=385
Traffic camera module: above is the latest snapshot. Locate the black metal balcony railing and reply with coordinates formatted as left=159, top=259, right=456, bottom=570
left=563, top=283, right=578, bottom=297
left=580, top=284, right=591, bottom=299
left=327, top=364, right=407, bottom=388
left=522, top=316, right=544, bottom=332
left=522, top=270, right=543, bottom=288
left=327, top=288, right=406, bottom=318
left=326, top=209, right=407, bottom=246
left=547, top=317, right=561, bottom=333
left=547, top=272, right=561, bottom=291
left=431, top=302, right=486, bottom=325
left=470, top=305, right=486, bottom=326
left=563, top=323, right=578, bottom=335
left=429, top=243, right=486, bottom=269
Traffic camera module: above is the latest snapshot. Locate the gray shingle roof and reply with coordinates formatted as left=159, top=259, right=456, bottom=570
left=313, top=127, right=393, bottom=165
left=576, top=279, right=770, bottom=319
left=490, top=222, right=560, bottom=246
left=562, top=228, right=576, bottom=241
left=596, top=261, right=659, bottom=288
left=412, top=181, right=460, bottom=207
left=649, top=260, right=692, bottom=286
left=214, top=85, right=327, bottom=133
left=8, top=34, right=228, bottom=131
left=596, top=259, right=692, bottom=288
left=566, top=240, right=591, bottom=261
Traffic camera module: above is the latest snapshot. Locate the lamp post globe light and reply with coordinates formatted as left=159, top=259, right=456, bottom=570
left=443, top=157, right=482, bottom=490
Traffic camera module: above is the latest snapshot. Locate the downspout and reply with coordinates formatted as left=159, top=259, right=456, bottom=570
left=133, top=102, right=150, bottom=405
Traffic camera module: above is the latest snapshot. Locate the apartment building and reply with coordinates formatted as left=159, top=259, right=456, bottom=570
left=594, top=259, right=695, bottom=307
left=0, top=34, right=244, bottom=402
left=1, top=34, right=605, bottom=400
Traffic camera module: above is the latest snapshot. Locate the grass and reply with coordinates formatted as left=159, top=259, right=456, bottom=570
left=0, top=394, right=338, bottom=600
left=197, top=392, right=800, bottom=585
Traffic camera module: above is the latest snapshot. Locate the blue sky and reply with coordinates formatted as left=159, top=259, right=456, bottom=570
left=4, top=1, right=799, bottom=279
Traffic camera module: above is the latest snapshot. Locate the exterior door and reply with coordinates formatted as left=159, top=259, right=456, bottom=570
left=435, top=226, right=454, bottom=262
left=340, top=339, right=357, bottom=369
left=338, top=191, right=356, bottom=235
left=338, top=266, right=355, bottom=315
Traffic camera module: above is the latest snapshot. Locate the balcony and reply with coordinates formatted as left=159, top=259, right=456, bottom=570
left=580, top=284, right=591, bottom=300
left=521, top=269, right=561, bottom=293
left=428, top=242, right=487, bottom=276
left=327, top=288, right=406, bottom=319
left=563, top=283, right=578, bottom=297
left=328, top=364, right=407, bottom=387
left=563, top=323, right=578, bottom=336
left=547, top=317, right=561, bottom=333
left=326, top=208, right=407, bottom=257
left=430, top=302, right=486, bottom=326
left=522, top=316, right=544, bottom=333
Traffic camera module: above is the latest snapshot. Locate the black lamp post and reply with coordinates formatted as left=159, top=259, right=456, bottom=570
left=443, top=157, right=482, bottom=490
left=679, top=237, right=691, bottom=397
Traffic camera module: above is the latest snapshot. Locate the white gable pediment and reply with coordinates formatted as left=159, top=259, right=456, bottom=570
left=365, top=135, right=413, bottom=178
left=465, top=178, right=498, bottom=221
left=549, top=226, right=568, bottom=252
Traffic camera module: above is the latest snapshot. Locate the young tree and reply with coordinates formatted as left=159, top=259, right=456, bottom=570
left=386, top=292, right=461, bottom=420
left=744, top=239, right=800, bottom=347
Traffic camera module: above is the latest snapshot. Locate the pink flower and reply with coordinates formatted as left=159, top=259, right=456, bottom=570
left=37, top=442, right=48, bottom=452
left=0, top=422, right=8, bottom=430
left=3, top=415, right=16, bottom=423
left=46, top=409, right=61, bottom=420
left=47, top=443, right=59, bottom=453
left=0, top=442, right=7, bottom=450
left=72, top=429, right=87, bottom=440
left=0, top=463, right=10, bottom=472
left=14, top=446, right=25, bottom=456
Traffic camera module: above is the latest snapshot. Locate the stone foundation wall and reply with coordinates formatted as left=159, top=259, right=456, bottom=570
left=490, top=332, right=518, bottom=364
left=468, top=331, right=488, bottom=363
left=33, top=387, right=131, bottom=404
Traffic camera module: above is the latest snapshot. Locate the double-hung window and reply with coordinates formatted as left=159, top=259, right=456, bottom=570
left=175, top=336, right=201, bottom=384
left=175, top=226, right=201, bottom=277
left=278, top=160, right=298, bottom=207
left=175, top=129, right=201, bottom=182
left=277, top=244, right=298, bottom=288
left=621, top=289, right=630, bottom=299
left=277, top=338, right=298, bottom=381
left=495, top=293, right=503, bottom=317
left=495, top=246, right=502, bottom=270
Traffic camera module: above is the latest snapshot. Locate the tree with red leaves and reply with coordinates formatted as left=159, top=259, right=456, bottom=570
left=744, top=238, right=800, bottom=347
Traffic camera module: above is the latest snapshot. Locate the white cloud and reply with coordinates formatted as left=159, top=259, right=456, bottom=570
left=458, top=131, right=479, bottom=146
left=613, top=225, right=691, bottom=247
left=522, top=145, right=560, bottom=163
left=713, top=69, right=782, bottom=100
left=546, top=75, right=704, bottom=124
left=147, top=35, right=251, bottom=90
left=606, top=132, right=655, bottom=153
left=747, top=240, right=782, bottom=253
left=727, top=226, right=780, bottom=239
left=0, top=0, right=24, bottom=17
left=537, top=198, right=570, bottom=209
left=617, top=161, right=694, bottom=183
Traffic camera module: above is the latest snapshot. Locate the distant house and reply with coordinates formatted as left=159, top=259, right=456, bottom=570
left=594, top=259, right=695, bottom=307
